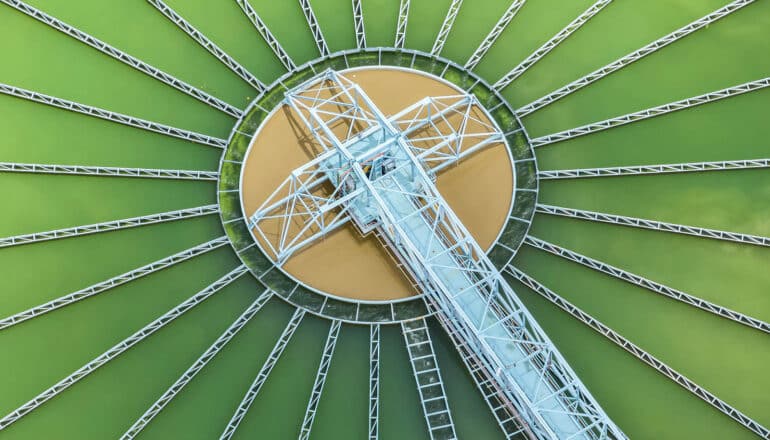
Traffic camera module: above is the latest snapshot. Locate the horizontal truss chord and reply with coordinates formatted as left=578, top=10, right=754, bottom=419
left=464, top=0, right=526, bottom=70
left=538, top=158, right=770, bottom=179
left=0, top=162, right=218, bottom=180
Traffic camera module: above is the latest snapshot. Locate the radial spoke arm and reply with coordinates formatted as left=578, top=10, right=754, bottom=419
left=0, top=83, right=229, bottom=148
left=0, top=0, right=242, bottom=117
left=431, top=0, right=463, bottom=57
left=517, top=0, right=755, bottom=116
left=537, top=158, right=770, bottom=179
left=506, top=267, right=770, bottom=439
left=298, top=0, right=330, bottom=56
left=352, top=0, right=366, bottom=49
left=219, top=308, right=306, bottom=440
left=530, top=77, right=770, bottom=147
left=0, top=204, right=219, bottom=248
left=0, top=162, right=218, bottom=180
left=146, top=0, right=265, bottom=91
left=298, top=320, right=342, bottom=440
left=493, top=0, right=612, bottom=89
left=233, top=0, right=296, bottom=70
left=536, top=203, right=770, bottom=247
left=394, top=0, right=410, bottom=49
left=464, top=0, right=526, bottom=70
left=0, top=265, right=248, bottom=431
left=368, top=325, right=380, bottom=440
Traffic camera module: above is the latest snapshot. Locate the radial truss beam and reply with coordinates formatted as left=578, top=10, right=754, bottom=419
left=0, top=83, right=229, bottom=148
left=352, top=0, right=366, bottom=49
left=298, top=320, right=342, bottom=440
left=0, top=204, right=219, bottom=248
left=0, top=265, right=248, bottom=431
left=0, top=0, right=242, bottom=117
left=219, top=308, right=306, bottom=440
left=464, top=0, right=526, bottom=70
left=0, top=162, right=218, bottom=180
left=506, top=267, right=770, bottom=439
left=298, top=0, right=330, bottom=56
left=530, top=77, right=770, bottom=147
left=538, top=158, right=770, bottom=180
left=368, top=325, right=380, bottom=440
left=431, top=0, right=463, bottom=56
left=401, top=318, right=458, bottom=440
left=517, top=0, right=755, bottom=116
left=0, top=236, right=229, bottom=331
left=524, top=235, right=770, bottom=334
left=146, top=0, right=265, bottom=92
left=536, top=203, right=770, bottom=248
left=233, top=0, right=296, bottom=70
left=121, top=289, right=273, bottom=439
left=493, top=0, right=612, bottom=90
left=394, top=0, right=410, bottom=49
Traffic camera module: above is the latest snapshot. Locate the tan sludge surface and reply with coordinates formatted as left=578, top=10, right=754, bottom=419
left=241, top=67, right=513, bottom=301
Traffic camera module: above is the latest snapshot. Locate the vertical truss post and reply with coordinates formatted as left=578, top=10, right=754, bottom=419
left=233, top=0, right=296, bottom=70
left=298, top=320, right=342, bottom=440
left=0, top=162, right=219, bottom=180
left=298, top=0, right=330, bottom=56
left=431, top=0, right=464, bottom=57
left=352, top=0, right=366, bottom=49
left=394, top=0, right=411, bottom=49
left=369, top=324, right=381, bottom=440
left=464, top=0, right=526, bottom=70
left=537, top=158, right=770, bottom=179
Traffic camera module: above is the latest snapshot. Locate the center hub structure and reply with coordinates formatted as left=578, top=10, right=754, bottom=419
left=246, top=69, right=623, bottom=440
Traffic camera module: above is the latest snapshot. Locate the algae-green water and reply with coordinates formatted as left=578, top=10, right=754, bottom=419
left=0, top=0, right=767, bottom=439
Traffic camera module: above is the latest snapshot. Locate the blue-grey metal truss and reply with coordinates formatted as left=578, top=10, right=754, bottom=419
left=298, top=320, right=342, bottom=439
left=352, top=0, right=366, bottom=49
left=298, top=0, right=330, bottom=56
left=464, top=0, right=527, bottom=70
left=0, top=162, right=218, bottom=180
left=537, top=158, right=770, bottom=179
left=431, top=0, right=463, bottom=56
left=233, top=0, right=296, bottom=70
left=369, top=325, right=381, bottom=440
left=395, top=0, right=410, bottom=49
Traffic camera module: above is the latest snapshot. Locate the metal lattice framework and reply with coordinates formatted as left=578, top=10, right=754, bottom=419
left=220, top=308, right=306, bottom=440
left=530, top=77, right=770, bottom=147
left=0, top=83, right=229, bottom=148
left=352, top=0, right=366, bottom=49
left=145, top=0, right=265, bottom=92
left=298, top=320, right=342, bottom=440
left=517, top=0, right=756, bottom=116
left=507, top=268, right=770, bottom=439
left=0, top=236, right=229, bottom=331
left=395, top=0, right=410, bottom=49
left=0, top=0, right=241, bottom=117
left=464, top=0, right=526, bottom=70
left=493, top=0, right=613, bottom=90
left=233, top=0, right=296, bottom=70
left=524, top=236, right=770, bottom=334
left=299, top=0, right=330, bottom=56
left=369, top=325, right=381, bottom=440
left=538, top=158, right=770, bottom=179
left=431, top=0, right=463, bottom=56
left=0, top=205, right=219, bottom=248
left=0, top=162, right=218, bottom=180
left=536, top=204, right=770, bottom=248
left=121, top=289, right=273, bottom=439
left=0, top=265, right=248, bottom=431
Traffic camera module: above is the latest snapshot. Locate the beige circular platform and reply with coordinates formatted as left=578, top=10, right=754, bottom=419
left=241, top=67, right=513, bottom=301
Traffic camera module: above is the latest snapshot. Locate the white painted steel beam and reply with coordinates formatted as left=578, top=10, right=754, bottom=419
left=234, top=0, right=296, bottom=70
left=0, top=83, right=229, bottom=148
left=493, top=0, right=612, bottom=89
left=524, top=236, right=770, bottom=334
left=536, top=203, right=770, bottom=247
left=507, top=267, right=770, bottom=439
left=352, top=0, right=366, bottom=49
left=298, top=0, right=330, bottom=56
left=146, top=0, right=266, bottom=91
left=0, top=265, right=248, bottom=431
left=0, top=162, right=218, bottom=180
left=464, top=0, right=526, bottom=70
left=530, top=77, right=770, bottom=147
left=121, top=289, right=273, bottom=439
left=219, top=308, right=306, bottom=440
left=395, top=0, right=410, bottom=49
left=0, top=204, right=219, bottom=248
left=0, top=0, right=242, bottom=117
left=298, top=320, right=342, bottom=440
left=517, top=0, right=755, bottom=116
left=431, top=0, right=463, bottom=56
left=369, top=324, right=380, bottom=440
left=0, top=236, right=229, bottom=331
left=537, top=158, right=770, bottom=179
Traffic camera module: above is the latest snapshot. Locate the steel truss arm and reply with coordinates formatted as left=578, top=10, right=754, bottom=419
left=0, top=236, right=229, bottom=331
left=298, top=320, right=342, bottom=440
left=219, top=308, right=305, bottom=440
left=233, top=0, right=296, bottom=70
left=352, top=0, right=366, bottom=49
left=298, top=0, right=330, bottom=56
left=517, top=0, right=755, bottom=116
left=0, top=0, right=241, bottom=118
left=464, top=0, right=526, bottom=70
left=524, top=236, right=770, bottom=334
left=538, top=158, right=770, bottom=179
left=530, top=77, right=770, bottom=147
left=0, top=205, right=219, bottom=248
left=401, top=318, right=458, bottom=440
left=369, top=325, right=380, bottom=440
left=493, top=0, right=612, bottom=90
left=0, top=162, right=218, bottom=180
left=506, top=267, right=770, bottom=439
left=431, top=0, right=463, bottom=56
left=0, top=265, right=248, bottom=431
left=394, top=0, right=410, bottom=49
left=0, top=83, right=228, bottom=148
left=146, top=0, right=265, bottom=92
left=536, top=203, right=770, bottom=248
